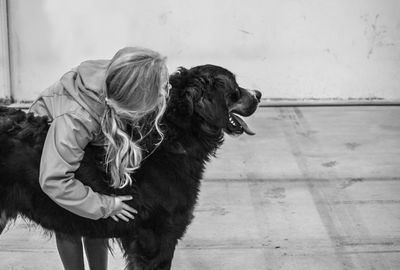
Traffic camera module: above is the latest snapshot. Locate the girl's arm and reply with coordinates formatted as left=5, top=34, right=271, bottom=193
left=39, top=109, right=116, bottom=220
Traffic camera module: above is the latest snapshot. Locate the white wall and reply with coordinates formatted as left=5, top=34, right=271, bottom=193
left=0, top=0, right=11, bottom=101
left=7, top=0, right=400, bottom=101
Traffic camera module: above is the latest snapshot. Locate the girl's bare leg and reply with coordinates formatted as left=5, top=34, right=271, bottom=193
left=83, top=237, right=109, bottom=270
left=55, top=232, right=85, bottom=270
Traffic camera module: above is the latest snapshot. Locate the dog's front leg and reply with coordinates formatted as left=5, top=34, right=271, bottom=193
left=121, top=233, right=177, bottom=270
left=120, top=237, right=148, bottom=270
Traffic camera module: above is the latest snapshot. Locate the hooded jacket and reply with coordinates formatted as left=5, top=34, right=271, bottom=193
left=29, top=59, right=116, bottom=220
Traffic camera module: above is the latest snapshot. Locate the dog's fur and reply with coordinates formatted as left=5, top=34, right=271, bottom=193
left=0, top=65, right=260, bottom=269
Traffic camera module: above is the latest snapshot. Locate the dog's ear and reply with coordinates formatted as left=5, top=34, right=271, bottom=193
left=181, top=88, right=196, bottom=116
left=168, top=68, right=195, bottom=117
left=165, top=86, right=196, bottom=128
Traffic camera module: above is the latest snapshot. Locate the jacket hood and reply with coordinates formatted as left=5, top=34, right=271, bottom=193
left=60, top=59, right=110, bottom=124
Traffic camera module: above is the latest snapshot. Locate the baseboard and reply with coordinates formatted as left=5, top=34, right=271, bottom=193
left=3, top=99, right=400, bottom=110
left=260, top=98, right=400, bottom=107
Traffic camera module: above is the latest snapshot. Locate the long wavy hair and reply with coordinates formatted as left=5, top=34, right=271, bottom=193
left=101, top=47, right=169, bottom=188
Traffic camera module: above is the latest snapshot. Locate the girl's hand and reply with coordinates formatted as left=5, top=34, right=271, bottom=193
left=110, top=195, right=138, bottom=222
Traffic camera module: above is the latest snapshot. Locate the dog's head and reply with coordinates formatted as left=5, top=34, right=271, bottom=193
left=167, top=65, right=261, bottom=136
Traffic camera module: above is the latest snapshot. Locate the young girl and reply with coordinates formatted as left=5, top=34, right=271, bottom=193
left=28, top=47, right=169, bottom=270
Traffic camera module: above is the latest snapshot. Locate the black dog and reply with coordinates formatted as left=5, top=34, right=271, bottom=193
left=0, top=65, right=261, bottom=269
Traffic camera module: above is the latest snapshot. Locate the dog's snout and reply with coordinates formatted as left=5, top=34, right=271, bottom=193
left=253, top=90, right=262, bottom=102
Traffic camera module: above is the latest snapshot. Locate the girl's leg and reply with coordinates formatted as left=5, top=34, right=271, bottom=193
left=83, top=237, right=109, bottom=270
left=55, top=232, right=85, bottom=270
left=0, top=211, right=7, bottom=235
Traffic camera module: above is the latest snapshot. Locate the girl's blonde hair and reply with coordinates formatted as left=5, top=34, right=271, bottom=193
left=101, top=47, right=168, bottom=188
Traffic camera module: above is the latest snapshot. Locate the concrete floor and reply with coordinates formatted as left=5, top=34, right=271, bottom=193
left=1, top=106, right=399, bottom=269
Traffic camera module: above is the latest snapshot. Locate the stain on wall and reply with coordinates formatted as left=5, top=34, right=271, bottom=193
left=362, top=14, right=396, bottom=59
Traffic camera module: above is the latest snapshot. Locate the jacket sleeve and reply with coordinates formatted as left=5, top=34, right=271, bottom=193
left=39, top=110, right=116, bottom=220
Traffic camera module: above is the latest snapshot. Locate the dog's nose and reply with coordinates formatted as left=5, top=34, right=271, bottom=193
left=254, top=90, right=262, bottom=102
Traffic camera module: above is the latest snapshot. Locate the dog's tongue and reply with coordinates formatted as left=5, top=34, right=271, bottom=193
left=232, top=114, right=255, bottom=135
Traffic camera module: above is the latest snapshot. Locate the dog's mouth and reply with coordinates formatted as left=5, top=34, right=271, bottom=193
left=226, top=112, right=255, bottom=135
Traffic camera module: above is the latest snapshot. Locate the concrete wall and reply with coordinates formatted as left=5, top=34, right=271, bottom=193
left=0, top=0, right=11, bottom=102
left=6, top=0, right=400, bottom=101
